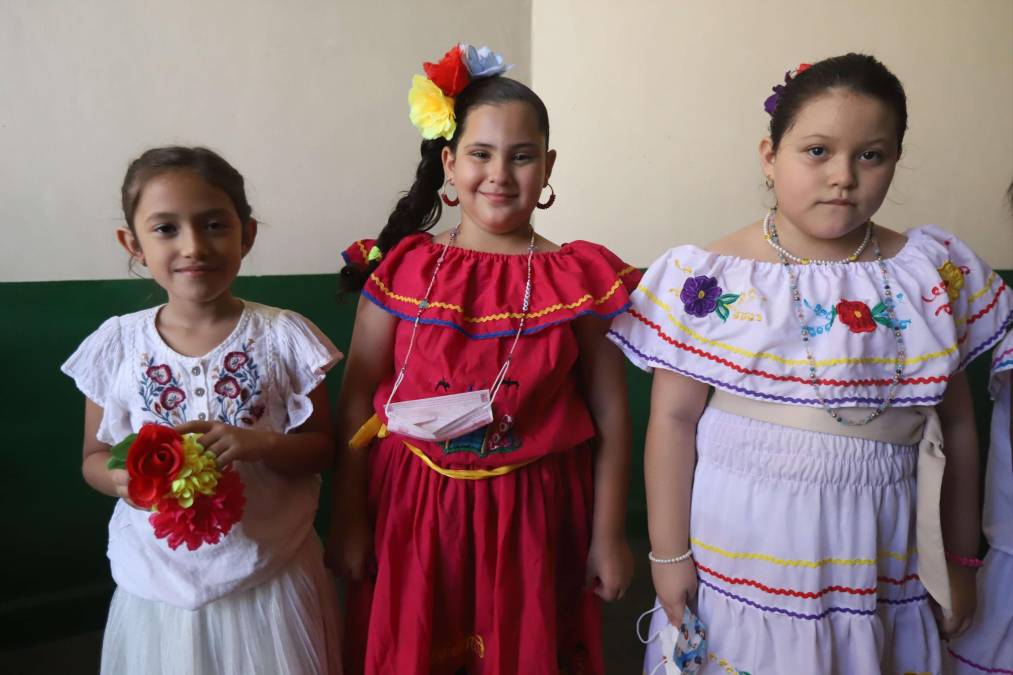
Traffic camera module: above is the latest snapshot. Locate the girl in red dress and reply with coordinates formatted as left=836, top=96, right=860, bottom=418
left=328, top=44, right=639, bottom=674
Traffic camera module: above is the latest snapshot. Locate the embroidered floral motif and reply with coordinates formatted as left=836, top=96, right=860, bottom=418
left=443, top=413, right=520, bottom=457
left=680, top=276, right=740, bottom=322
left=801, top=294, right=910, bottom=337
left=211, top=339, right=263, bottom=427
left=223, top=351, right=249, bottom=373
left=836, top=300, right=876, bottom=334
left=139, top=356, right=187, bottom=425
left=937, top=261, right=966, bottom=302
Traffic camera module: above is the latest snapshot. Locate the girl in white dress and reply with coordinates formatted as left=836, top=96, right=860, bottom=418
left=62, top=146, right=343, bottom=675
left=611, top=54, right=1013, bottom=674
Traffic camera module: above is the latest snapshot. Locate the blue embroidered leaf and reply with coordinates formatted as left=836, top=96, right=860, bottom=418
left=715, top=303, right=730, bottom=322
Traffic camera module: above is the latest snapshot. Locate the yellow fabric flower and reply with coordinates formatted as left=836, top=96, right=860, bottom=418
left=170, top=433, right=220, bottom=508
left=938, top=261, right=965, bottom=302
left=408, top=75, right=456, bottom=141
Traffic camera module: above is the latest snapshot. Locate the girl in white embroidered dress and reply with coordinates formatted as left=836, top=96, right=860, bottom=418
left=610, top=54, right=1012, bottom=673
left=62, top=146, right=343, bottom=675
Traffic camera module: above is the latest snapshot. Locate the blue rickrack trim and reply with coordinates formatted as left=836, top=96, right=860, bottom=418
left=363, top=288, right=632, bottom=340
left=959, top=308, right=1013, bottom=371
left=699, top=577, right=928, bottom=620
left=607, top=330, right=943, bottom=407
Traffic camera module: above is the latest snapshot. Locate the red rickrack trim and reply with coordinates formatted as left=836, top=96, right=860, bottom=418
left=966, top=280, right=1009, bottom=328
left=629, top=309, right=950, bottom=387
left=696, top=562, right=880, bottom=598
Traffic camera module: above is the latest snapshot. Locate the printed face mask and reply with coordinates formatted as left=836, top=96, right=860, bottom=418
left=636, top=603, right=708, bottom=675
left=385, top=389, right=494, bottom=442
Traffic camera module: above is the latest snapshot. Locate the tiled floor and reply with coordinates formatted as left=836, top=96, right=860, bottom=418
left=3, top=535, right=654, bottom=675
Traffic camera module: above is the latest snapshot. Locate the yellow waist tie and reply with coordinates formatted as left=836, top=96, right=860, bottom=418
left=349, top=414, right=537, bottom=480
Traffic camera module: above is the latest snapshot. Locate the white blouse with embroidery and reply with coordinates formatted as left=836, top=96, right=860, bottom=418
left=62, top=301, right=342, bottom=610
left=609, top=225, right=1012, bottom=407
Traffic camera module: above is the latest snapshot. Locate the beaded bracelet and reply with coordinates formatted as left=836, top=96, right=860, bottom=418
left=648, top=549, right=693, bottom=564
left=945, top=551, right=984, bottom=568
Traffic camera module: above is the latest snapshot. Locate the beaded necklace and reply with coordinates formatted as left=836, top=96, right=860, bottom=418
left=766, top=210, right=907, bottom=426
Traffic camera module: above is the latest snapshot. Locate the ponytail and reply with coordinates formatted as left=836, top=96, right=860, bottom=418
left=340, top=138, right=447, bottom=292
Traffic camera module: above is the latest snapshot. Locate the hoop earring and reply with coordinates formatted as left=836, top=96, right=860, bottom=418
left=440, top=180, right=459, bottom=207
left=536, top=183, right=556, bottom=210
left=765, top=177, right=774, bottom=190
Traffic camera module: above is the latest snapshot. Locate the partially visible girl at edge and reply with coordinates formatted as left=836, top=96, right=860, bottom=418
left=327, top=44, right=637, bottom=674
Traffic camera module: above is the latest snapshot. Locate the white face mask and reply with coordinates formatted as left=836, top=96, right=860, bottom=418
left=383, top=226, right=535, bottom=445
left=636, top=603, right=708, bottom=675
left=385, top=389, right=494, bottom=442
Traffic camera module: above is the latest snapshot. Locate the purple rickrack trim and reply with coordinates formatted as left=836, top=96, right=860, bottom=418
left=959, top=309, right=1013, bottom=370
left=946, top=646, right=1013, bottom=675
left=364, top=288, right=632, bottom=340
left=699, top=577, right=928, bottom=620
left=607, top=330, right=943, bottom=407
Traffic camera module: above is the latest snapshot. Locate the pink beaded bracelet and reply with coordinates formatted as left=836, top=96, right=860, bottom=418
left=945, top=551, right=984, bottom=568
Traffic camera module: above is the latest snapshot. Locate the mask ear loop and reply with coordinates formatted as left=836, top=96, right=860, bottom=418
left=637, top=604, right=684, bottom=675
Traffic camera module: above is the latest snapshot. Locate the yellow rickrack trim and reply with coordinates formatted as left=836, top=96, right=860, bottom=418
left=953, top=271, right=999, bottom=327
left=403, top=441, right=536, bottom=479
left=690, top=538, right=913, bottom=567
left=357, top=240, right=369, bottom=262
left=638, top=285, right=959, bottom=367
left=369, top=265, right=636, bottom=324
left=708, top=652, right=744, bottom=674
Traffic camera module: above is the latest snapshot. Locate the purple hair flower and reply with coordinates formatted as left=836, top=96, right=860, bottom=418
left=763, top=63, right=812, bottom=116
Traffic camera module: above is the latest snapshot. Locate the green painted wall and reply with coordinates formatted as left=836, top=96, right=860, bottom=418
left=2, top=271, right=1007, bottom=646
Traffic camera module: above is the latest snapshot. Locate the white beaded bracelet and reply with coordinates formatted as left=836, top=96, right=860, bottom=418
left=648, top=549, right=693, bottom=564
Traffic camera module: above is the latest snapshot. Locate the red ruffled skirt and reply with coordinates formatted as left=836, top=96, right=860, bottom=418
left=344, top=436, right=602, bottom=675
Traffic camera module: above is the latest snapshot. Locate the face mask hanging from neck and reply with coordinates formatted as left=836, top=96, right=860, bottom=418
left=383, top=226, right=535, bottom=444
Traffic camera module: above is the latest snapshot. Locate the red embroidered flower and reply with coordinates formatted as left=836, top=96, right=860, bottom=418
left=223, top=351, right=248, bottom=373
left=159, top=386, right=186, bottom=410
left=148, top=466, right=246, bottom=551
left=146, top=364, right=172, bottom=385
left=423, top=46, right=471, bottom=97
left=214, top=376, right=241, bottom=399
left=836, top=300, right=876, bottom=334
left=126, top=424, right=184, bottom=509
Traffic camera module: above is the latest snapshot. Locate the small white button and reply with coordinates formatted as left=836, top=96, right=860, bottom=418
left=191, top=366, right=201, bottom=375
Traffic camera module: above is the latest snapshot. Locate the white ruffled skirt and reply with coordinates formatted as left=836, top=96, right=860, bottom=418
left=944, top=547, right=1013, bottom=674
left=643, top=407, right=940, bottom=674
left=100, top=535, right=342, bottom=675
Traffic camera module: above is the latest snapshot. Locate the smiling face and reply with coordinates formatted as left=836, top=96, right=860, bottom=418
left=442, top=101, right=556, bottom=238
left=118, top=169, right=255, bottom=306
left=761, top=88, right=899, bottom=241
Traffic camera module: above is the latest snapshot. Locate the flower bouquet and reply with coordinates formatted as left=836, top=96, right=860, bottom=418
left=107, top=424, right=245, bottom=551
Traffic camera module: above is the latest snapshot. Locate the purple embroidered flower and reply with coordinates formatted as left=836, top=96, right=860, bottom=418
left=215, top=376, right=241, bottom=399
left=160, top=386, right=186, bottom=410
left=223, top=351, right=249, bottom=373
left=146, top=364, right=172, bottom=385
left=681, top=276, right=723, bottom=317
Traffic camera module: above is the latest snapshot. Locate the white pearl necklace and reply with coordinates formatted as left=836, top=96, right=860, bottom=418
left=762, top=209, right=873, bottom=265
left=768, top=213, right=907, bottom=427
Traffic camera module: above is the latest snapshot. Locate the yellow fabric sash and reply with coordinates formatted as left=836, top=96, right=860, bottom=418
left=708, top=389, right=951, bottom=611
left=348, top=414, right=537, bottom=480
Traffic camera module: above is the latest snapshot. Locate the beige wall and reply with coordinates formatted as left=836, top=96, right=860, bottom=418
left=3, top=1, right=1011, bottom=281
left=532, top=0, right=1013, bottom=268
left=0, top=0, right=531, bottom=281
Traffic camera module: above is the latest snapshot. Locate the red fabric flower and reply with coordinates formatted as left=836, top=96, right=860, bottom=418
left=796, top=63, right=812, bottom=74
left=423, top=46, right=471, bottom=97
left=126, top=424, right=184, bottom=509
left=836, top=299, right=876, bottom=334
left=148, top=467, right=246, bottom=551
